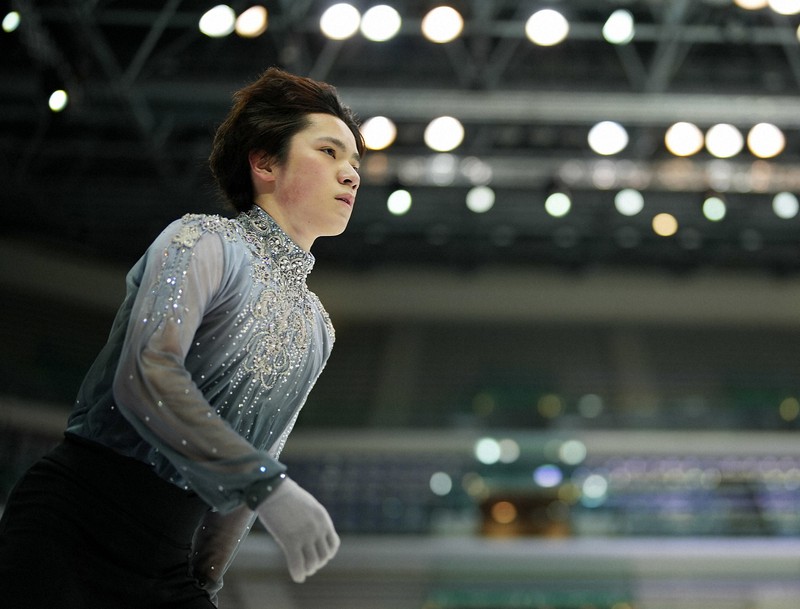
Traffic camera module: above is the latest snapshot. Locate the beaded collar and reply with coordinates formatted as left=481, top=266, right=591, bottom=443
left=238, top=206, right=315, bottom=288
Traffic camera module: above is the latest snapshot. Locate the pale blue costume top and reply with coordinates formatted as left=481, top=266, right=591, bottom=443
left=66, top=205, right=334, bottom=513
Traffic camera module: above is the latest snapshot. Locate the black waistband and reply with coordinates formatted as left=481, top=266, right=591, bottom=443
left=50, top=434, right=210, bottom=543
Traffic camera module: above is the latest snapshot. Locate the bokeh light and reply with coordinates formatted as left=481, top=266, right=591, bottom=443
left=525, top=9, right=569, bottom=46
left=652, top=212, right=679, bottom=236
left=320, top=3, right=361, bottom=40
left=361, top=5, right=402, bottom=41
left=603, top=9, right=635, bottom=44
left=424, top=116, right=465, bottom=152
left=421, top=6, right=463, bottom=43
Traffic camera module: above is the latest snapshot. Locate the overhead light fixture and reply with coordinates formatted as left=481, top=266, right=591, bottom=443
left=525, top=9, right=569, bottom=46
left=320, top=3, right=361, bottom=40
left=2, top=11, right=20, bottom=33
left=424, top=116, right=464, bottom=152
left=747, top=123, right=785, bottom=158
left=664, top=122, right=704, bottom=157
left=361, top=116, right=397, bottom=150
left=773, top=192, right=799, bottom=219
left=48, top=89, right=69, bottom=113
left=199, top=5, right=236, bottom=38
left=705, top=123, right=744, bottom=159
left=465, top=186, right=495, bottom=213
left=652, top=213, right=678, bottom=237
left=768, top=0, right=800, bottom=15
left=702, top=194, right=727, bottom=222
left=614, top=188, right=644, bottom=216
left=602, top=9, right=634, bottom=45
left=235, top=6, right=268, bottom=38
left=421, top=6, right=463, bottom=43
left=544, top=190, right=572, bottom=218
left=387, top=189, right=412, bottom=215
left=361, top=5, right=401, bottom=42
left=588, top=121, right=628, bottom=155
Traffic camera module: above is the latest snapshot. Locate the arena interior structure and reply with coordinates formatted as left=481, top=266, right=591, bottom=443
left=3, top=1, right=800, bottom=607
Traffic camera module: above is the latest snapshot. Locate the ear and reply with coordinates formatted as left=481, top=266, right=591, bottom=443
left=248, top=150, right=277, bottom=184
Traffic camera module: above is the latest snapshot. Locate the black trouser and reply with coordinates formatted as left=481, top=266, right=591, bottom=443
left=0, top=434, right=215, bottom=609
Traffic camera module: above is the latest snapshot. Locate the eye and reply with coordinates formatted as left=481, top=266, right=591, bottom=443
left=322, top=147, right=336, bottom=157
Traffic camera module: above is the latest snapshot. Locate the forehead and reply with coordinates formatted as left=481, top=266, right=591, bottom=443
left=299, top=113, right=358, bottom=151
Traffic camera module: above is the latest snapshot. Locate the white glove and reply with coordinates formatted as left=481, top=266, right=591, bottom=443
left=255, top=477, right=340, bottom=583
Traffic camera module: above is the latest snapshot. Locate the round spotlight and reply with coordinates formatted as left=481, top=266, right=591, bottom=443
left=387, top=189, right=412, bottom=215
left=773, top=192, right=799, bottom=219
left=747, top=123, right=785, bottom=159
left=769, top=0, right=800, bottom=15
left=235, top=6, right=268, bottom=37
left=2, top=11, right=21, bottom=33
left=703, top=196, right=727, bottom=221
left=545, top=192, right=571, bottom=217
left=424, top=116, right=464, bottom=152
left=525, top=9, right=569, bottom=46
left=652, top=213, right=678, bottom=237
left=665, top=122, right=704, bottom=157
left=614, top=188, right=644, bottom=216
left=602, top=9, right=634, bottom=45
left=588, top=121, right=628, bottom=155
left=466, top=186, right=495, bottom=213
left=361, top=5, right=401, bottom=42
left=199, top=5, right=236, bottom=37
left=320, top=3, right=361, bottom=40
left=705, top=123, right=744, bottom=159
left=48, top=89, right=69, bottom=112
left=361, top=116, right=397, bottom=150
left=421, top=6, right=463, bottom=43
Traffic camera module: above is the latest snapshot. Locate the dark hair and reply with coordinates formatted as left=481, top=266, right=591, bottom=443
left=209, top=67, right=365, bottom=213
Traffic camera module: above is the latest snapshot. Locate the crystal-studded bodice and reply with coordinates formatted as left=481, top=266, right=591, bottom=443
left=66, top=206, right=334, bottom=513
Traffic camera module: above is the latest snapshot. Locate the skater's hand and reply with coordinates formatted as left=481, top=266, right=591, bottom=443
left=255, top=477, right=340, bottom=583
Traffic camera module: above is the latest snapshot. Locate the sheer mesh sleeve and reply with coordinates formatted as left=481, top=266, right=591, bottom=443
left=190, top=505, right=257, bottom=604
left=112, top=221, right=286, bottom=513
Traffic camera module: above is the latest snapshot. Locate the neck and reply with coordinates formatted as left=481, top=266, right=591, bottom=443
left=253, top=201, right=313, bottom=251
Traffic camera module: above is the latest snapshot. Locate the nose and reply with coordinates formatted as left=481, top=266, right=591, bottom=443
left=340, top=165, right=360, bottom=190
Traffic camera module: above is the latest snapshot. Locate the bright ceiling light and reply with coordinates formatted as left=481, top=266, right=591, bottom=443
left=466, top=186, right=495, bottom=213
left=664, top=122, right=704, bottom=156
left=703, top=195, right=727, bottom=221
left=2, top=11, right=20, bottom=33
left=768, top=0, right=800, bottom=15
left=747, top=123, right=785, bottom=158
left=587, top=121, right=628, bottom=155
left=361, top=5, right=401, bottom=42
left=602, top=9, right=634, bottom=45
left=361, top=116, right=397, bottom=150
left=705, top=123, right=744, bottom=158
left=320, top=3, right=361, bottom=40
left=652, top=213, right=678, bottom=237
left=545, top=191, right=571, bottom=217
left=48, top=89, right=69, bottom=112
left=734, top=0, right=768, bottom=7
left=235, top=6, right=268, bottom=38
left=614, top=188, right=644, bottom=216
left=773, top=192, right=799, bottom=219
left=424, top=116, right=464, bottom=152
left=387, top=189, right=412, bottom=215
left=525, top=9, right=569, bottom=46
left=421, top=6, right=463, bottom=43
left=199, top=5, right=236, bottom=38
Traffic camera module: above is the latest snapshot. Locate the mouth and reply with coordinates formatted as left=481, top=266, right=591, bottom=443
left=335, top=194, right=354, bottom=207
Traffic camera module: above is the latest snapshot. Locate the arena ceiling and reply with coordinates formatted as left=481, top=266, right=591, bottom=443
left=4, top=0, right=800, bottom=273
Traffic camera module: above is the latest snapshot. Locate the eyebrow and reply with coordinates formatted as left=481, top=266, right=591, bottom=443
left=317, top=136, right=361, bottom=164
